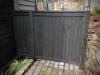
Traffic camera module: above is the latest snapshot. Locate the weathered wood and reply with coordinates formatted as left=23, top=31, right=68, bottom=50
left=71, top=16, right=77, bottom=62
left=64, top=17, right=69, bottom=62
left=13, top=11, right=90, bottom=68
left=81, top=11, right=90, bottom=68
left=73, top=17, right=79, bottom=63
left=14, top=14, right=34, bottom=58
left=76, top=17, right=84, bottom=66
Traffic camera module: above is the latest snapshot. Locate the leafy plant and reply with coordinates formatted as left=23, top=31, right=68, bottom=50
left=91, top=6, right=100, bottom=15
left=9, top=58, right=29, bottom=73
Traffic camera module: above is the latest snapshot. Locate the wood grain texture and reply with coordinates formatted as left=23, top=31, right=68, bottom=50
left=14, top=12, right=34, bottom=59
left=13, top=11, right=90, bottom=68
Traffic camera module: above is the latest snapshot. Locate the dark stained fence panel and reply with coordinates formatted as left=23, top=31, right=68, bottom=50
left=33, top=11, right=90, bottom=68
left=13, top=11, right=90, bottom=68
left=14, top=12, right=34, bottom=58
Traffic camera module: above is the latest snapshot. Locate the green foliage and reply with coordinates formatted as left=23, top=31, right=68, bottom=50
left=91, top=10, right=95, bottom=15
left=9, top=58, right=29, bottom=73
left=94, top=7, right=100, bottom=13
left=91, top=7, right=100, bottom=15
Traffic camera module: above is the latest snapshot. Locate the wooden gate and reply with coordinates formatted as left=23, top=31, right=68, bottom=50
left=13, top=11, right=90, bottom=68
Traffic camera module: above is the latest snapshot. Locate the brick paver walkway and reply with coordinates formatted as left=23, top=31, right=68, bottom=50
left=25, top=59, right=85, bottom=75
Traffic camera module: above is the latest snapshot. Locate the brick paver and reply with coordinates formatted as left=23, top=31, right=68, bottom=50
left=33, top=61, right=39, bottom=66
left=15, top=70, right=24, bottom=75
left=47, top=68, right=53, bottom=74
left=25, top=70, right=34, bottom=75
left=30, top=65, right=37, bottom=71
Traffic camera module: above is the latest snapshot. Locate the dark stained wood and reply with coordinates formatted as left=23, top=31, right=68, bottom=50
left=13, top=11, right=90, bottom=68
left=0, top=0, right=16, bottom=71
left=0, top=27, right=14, bottom=35
left=0, top=14, right=12, bottom=21
left=0, top=38, right=15, bottom=48
left=14, top=13, right=34, bottom=58
left=0, top=44, right=15, bottom=56
left=77, top=17, right=84, bottom=66
left=0, top=20, right=13, bottom=28
left=81, top=11, right=90, bottom=68
left=0, top=32, right=14, bottom=42
left=64, top=17, right=69, bottom=62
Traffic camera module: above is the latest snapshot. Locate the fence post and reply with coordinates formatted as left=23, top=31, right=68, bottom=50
left=81, top=11, right=90, bottom=69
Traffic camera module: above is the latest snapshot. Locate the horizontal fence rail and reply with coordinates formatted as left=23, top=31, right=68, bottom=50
left=13, top=11, right=90, bottom=68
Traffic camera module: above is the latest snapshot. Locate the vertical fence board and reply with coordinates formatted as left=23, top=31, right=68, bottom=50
left=48, top=16, right=52, bottom=58
left=51, top=16, right=55, bottom=58
left=67, top=17, right=72, bottom=62
left=57, top=17, right=60, bottom=59
left=77, top=17, right=84, bottom=66
left=42, top=17, right=45, bottom=57
left=34, top=16, right=38, bottom=56
left=54, top=17, right=58, bottom=60
left=64, top=17, right=69, bottom=62
left=71, top=16, right=77, bottom=62
left=73, top=17, right=79, bottom=64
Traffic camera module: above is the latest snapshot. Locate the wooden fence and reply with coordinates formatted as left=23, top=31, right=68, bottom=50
left=13, top=11, right=90, bottom=68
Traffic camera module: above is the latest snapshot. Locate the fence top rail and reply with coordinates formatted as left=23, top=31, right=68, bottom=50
left=13, top=10, right=90, bottom=13
left=13, top=10, right=90, bottom=17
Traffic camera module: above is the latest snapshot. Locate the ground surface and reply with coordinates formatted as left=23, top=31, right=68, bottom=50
left=25, top=59, right=85, bottom=75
